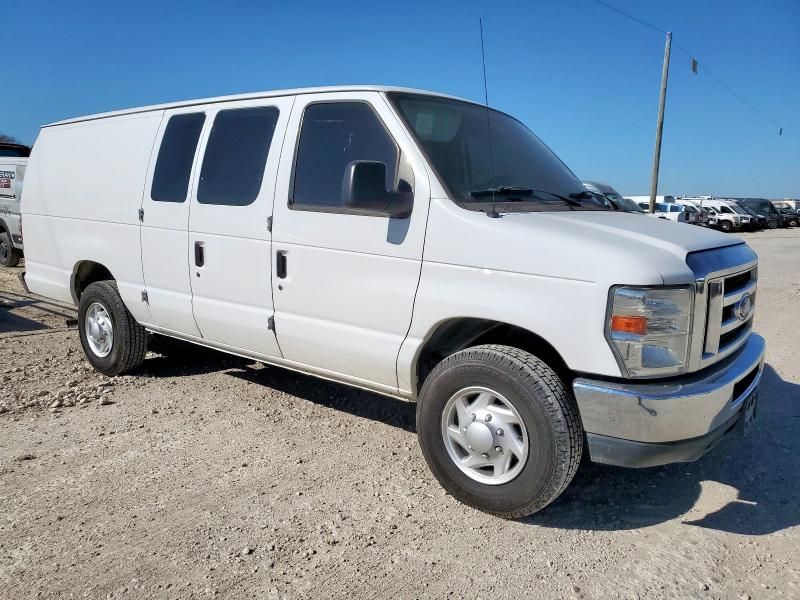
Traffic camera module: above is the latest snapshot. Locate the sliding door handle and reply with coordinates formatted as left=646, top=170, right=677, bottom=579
left=276, top=251, right=287, bottom=279
left=194, top=242, right=205, bottom=267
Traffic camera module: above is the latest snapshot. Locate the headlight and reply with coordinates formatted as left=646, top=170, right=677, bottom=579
left=606, top=286, right=693, bottom=377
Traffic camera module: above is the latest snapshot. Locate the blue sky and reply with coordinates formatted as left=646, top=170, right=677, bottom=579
left=4, top=0, right=798, bottom=198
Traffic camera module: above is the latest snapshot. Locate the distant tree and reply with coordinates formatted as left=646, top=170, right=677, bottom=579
left=0, top=132, right=21, bottom=144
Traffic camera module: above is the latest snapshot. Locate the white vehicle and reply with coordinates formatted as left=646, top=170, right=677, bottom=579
left=674, top=199, right=709, bottom=226
left=0, top=142, right=29, bottom=267
left=635, top=201, right=689, bottom=223
left=691, top=198, right=751, bottom=233
left=21, top=86, right=765, bottom=517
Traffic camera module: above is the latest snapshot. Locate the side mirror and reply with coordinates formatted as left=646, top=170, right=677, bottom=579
left=341, top=161, right=413, bottom=218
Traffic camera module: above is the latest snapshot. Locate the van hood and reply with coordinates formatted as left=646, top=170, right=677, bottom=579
left=425, top=200, right=745, bottom=286
left=530, top=210, right=740, bottom=255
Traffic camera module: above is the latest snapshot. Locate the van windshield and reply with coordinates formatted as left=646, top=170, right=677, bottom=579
left=388, top=93, right=604, bottom=212
left=726, top=203, right=748, bottom=215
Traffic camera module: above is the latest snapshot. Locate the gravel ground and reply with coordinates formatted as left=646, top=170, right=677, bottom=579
left=1, top=229, right=798, bottom=599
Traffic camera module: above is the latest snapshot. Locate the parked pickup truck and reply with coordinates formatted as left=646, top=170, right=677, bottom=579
left=20, top=86, right=765, bottom=517
left=0, top=142, right=29, bottom=266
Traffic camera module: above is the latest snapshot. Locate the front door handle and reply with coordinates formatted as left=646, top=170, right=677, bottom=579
left=195, top=242, right=205, bottom=267
left=276, top=251, right=287, bottom=279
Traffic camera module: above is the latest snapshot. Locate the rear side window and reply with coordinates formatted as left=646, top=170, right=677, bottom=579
left=151, top=113, right=206, bottom=203
left=291, top=102, right=398, bottom=209
left=197, top=106, right=279, bottom=206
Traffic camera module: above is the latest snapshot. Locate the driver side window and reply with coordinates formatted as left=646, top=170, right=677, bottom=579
left=290, top=102, right=399, bottom=211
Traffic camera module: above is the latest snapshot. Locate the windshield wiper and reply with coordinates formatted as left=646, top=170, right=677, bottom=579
left=470, top=187, right=583, bottom=208
left=470, top=186, right=535, bottom=199
left=569, top=190, right=613, bottom=208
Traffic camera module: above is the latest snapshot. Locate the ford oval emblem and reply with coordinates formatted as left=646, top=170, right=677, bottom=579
left=736, top=292, right=753, bottom=321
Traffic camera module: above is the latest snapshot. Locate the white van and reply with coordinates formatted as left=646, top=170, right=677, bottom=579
left=0, top=142, right=29, bottom=267
left=695, top=198, right=752, bottom=232
left=21, top=86, right=765, bottom=517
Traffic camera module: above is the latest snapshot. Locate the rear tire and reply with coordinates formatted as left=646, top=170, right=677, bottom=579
left=0, top=231, right=22, bottom=267
left=417, top=344, right=583, bottom=518
left=78, top=280, right=147, bottom=375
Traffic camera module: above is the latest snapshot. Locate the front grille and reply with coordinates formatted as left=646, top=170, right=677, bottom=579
left=724, top=270, right=755, bottom=295
left=686, top=244, right=758, bottom=371
left=719, top=317, right=752, bottom=349
left=703, top=266, right=757, bottom=360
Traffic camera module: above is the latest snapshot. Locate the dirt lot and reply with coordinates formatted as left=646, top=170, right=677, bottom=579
left=1, top=229, right=798, bottom=600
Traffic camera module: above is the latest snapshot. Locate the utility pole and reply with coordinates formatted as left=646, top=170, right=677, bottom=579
left=649, top=31, right=672, bottom=214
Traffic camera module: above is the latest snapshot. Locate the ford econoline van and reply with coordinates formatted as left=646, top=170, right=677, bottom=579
left=20, top=86, right=765, bottom=517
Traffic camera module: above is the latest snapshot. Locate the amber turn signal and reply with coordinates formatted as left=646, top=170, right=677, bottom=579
left=610, top=315, right=648, bottom=335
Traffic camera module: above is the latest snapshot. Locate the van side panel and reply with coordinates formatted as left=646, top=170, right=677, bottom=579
left=21, top=112, right=162, bottom=322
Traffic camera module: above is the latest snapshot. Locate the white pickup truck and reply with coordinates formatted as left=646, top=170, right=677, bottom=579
left=20, top=86, right=765, bottom=517
left=0, top=142, right=29, bottom=267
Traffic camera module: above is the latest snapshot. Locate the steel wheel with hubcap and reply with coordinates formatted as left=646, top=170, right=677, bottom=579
left=441, top=386, right=528, bottom=485
left=85, top=302, right=114, bottom=358
left=417, top=344, right=583, bottom=518
left=78, top=280, right=147, bottom=375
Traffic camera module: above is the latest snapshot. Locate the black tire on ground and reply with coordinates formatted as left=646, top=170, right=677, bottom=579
left=416, top=344, right=583, bottom=519
left=788, top=217, right=798, bottom=228
left=767, top=219, right=778, bottom=229
left=0, top=231, right=22, bottom=267
left=720, top=221, right=732, bottom=233
left=78, top=280, right=147, bottom=376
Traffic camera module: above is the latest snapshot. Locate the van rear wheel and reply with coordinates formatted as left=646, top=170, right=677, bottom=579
left=416, top=344, right=583, bottom=518
left=78, top=280, right=147, bottom=375
left=0, top=231, right=22, bottom=267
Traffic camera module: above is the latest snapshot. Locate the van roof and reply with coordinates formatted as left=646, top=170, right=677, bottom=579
left=43, top=86, right=477, bottom=128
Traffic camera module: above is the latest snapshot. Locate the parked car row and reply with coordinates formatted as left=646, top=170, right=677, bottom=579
left=583, top=183, right=798, bottom=234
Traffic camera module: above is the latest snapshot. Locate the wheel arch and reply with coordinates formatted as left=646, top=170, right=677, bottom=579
left=413, top=317, right=571, bottom=396
left=70, top=260, right=115, bottom=304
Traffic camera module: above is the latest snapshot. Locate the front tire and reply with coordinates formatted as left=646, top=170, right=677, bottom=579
left=417, top=344, right=583, bottom=518
left=0, top=231, right=22, bottom=267
left=78, top=280, right=147, bottom=375
left=720, top=221, right=732, bottom=232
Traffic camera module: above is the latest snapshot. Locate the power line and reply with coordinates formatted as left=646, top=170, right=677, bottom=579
left=591, top=0, right=796, bottom=139
left=593, top=0, right=666, bottom=35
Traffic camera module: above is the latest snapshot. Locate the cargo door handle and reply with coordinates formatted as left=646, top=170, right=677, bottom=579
left=195, top=242, right=205, bottom=267
left=276, top=251, right=287, bottom=279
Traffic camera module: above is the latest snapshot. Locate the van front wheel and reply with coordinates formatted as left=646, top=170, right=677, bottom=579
left=78, top=280, right=147, bottom=375
left=416, top=344, right=583, bottom=518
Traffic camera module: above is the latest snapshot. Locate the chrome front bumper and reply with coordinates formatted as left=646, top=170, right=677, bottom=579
left=573, top=333, right=765, bottom=468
